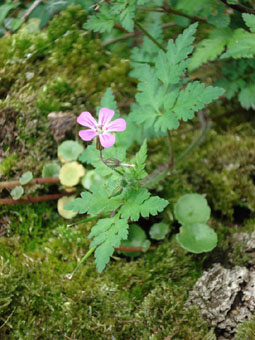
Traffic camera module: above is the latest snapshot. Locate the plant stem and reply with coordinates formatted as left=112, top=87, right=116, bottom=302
left=21, top=0, right=43, bottom=21
left=175, top=111, right=210, bottom=166
left=134, top=20, right=167, bottom=52
left=115, top=246, right=143, bottom=252
left=0, top=192, right=73, bottom=205
left=66, top=245, right=145, bottom=279
left=167, top=129, right=174, bottom=167
left=141, top=112, right=211, bottom=188
left=102, top=23, right=176, bottom=47
left=67, top=215, right=100, bottom=227
left=220, top=0, right=255, bottom=14
left=0, top=177, right=60, bottom=189
left=66, top=247, right=96, bottom=280
left=160, top=5, right=206, bottom=23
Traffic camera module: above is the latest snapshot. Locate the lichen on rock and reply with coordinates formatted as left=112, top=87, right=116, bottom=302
left=186, top=263, right=255, bottom=339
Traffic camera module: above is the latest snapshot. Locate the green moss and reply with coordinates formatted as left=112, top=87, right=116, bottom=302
left=0, top=5, right=134, bottom=176
left=180, top=125, right=255, bottom=219
left=0, top=212, right=214, bottom=340
left=235, top=316, right=255, bottom=340
left=0, top=153, right=18, bottom=177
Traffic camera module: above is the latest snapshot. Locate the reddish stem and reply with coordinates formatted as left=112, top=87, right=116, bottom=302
left=0, top=192, right=73, bottom=205
left=0, top=177, right=60, bottom=189
left=114, top=246, right=143, bottom=252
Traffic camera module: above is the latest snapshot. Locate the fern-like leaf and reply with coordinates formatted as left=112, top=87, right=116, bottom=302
left=89, top=217, right=129, bottom=272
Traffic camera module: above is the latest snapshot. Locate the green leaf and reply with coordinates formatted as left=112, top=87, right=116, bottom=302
left=189, top=28, right=231, bottom=71
left=0, top=3, right=17, bottom=26
left=79, top=144, right=126, bottom=176
left=174, top=193, right=211, bottom=225
left=149, top=222, right=169, bottom=240
left=238, top=84, right=255, bottom=109
left=207, top=4, right=230, bottom=28
left=112, top=0, right=136, bottom=32
left=88, top=216, right=129, bottom=272
left=173, top=82, right=224, bottom=121
left=156, top=22, right=198, bottom=86
left=5, top=18, right=24, bottom=31
left=84, top=4, right=116, bottom=33
left=57, top=195, right=78, bottom=219
left=176, top=223, right=217, bottom=253
left=221, top=29, right=255, bottom=59
left=139, top=196, right=169, bottom=217
left=58, top=140, right=84, bottom=162
left=81, top=170, right=104, bottom=190
left=132, top=140, right=147, bottom=179
left=11, top=186, right=24, bottom=200
left=119, top=188, right=168, bottom=221
left=242, top=13, right=255, bottom=33
left=42, top=163, right=60, bottom=178
left=65, top=185, right=122, bottom=215
left=97, top=87, right=118, bottom=116
left=19, top=171, right=33, bottom=185
left=120, top=224, right=150, bottom=257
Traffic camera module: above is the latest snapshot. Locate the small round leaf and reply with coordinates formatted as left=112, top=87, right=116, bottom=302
left=59, top=162, right=85, bottom=187
left=81, top=170, right=104, bottom=190
left=57, top=196, right=78, bottom=219
left=174, top=193, right=211, bottom=225
left=11, top=186, right=24, bottom=200
left=176, top=223, right=217, bottom=253
left=120, top=224, right=150, bottom=257
left=58, top=140, right=84, bottom=163
left=42, top=163, right=60, bottom=178
left=149, top=222, right=169, bottom=240
left=19, top=171, right=33, bottom=185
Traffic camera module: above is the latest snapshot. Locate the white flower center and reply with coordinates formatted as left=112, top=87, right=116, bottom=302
left=95, top=124, right=108, bottom=134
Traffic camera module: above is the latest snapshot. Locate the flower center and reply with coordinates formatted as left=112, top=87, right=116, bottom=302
left=96, top=125, right=104, bottom=134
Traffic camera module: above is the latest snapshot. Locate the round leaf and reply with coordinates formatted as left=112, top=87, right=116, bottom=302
left=81, top=170, right=104, bottom=190
left=58, top=140, right=84, bottom=163
left=19, top=171, right=33, bottom=185
left=176, top=223, right=217, bottom=253
left=57, top=196, right=78, bottom=219
left=11, top=186, right=24, bottom=200
left=59, top=162, right=85, bottom=187
left=42, top=163, right=60, bottom=178
left=119, top=224, right=150, bottom=257
left=149, top=222, right=169, bottom=240
left=174, top=193, right=211, bottom=225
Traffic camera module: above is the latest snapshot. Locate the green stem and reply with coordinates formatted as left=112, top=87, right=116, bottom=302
left=175, top=112, right=210, bottom=166
left=66, top=215, right=99, bottom=227
left=141, top=112, right=210, bottom=188
left=65, top=247, right=96, bottom=280
left=167, top=129, right=174, bottom=167
left=134, top=20, right=167, bottom=52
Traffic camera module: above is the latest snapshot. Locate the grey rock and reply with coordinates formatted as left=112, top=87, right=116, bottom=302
left=186, top=263, right=255, bottom=338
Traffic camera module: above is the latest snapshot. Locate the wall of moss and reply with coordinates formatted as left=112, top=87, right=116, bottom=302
left=0, top=5, right=134, bottom=177
left=0, top=204, right=214, bottom=339
left=1, top=4, right=255, bottom=339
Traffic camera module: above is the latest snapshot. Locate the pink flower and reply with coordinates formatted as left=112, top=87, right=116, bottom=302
left=77, top=107, right=126, bottom=148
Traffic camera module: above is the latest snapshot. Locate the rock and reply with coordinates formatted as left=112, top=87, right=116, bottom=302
left=186, top=263, right=255, bottom=338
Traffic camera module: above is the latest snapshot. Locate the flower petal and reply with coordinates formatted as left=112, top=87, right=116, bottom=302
left=79, top=129, right=98, bottom=141
left=106, top=118, right=126, bottom=132
left=77, top=112, right=97, bottom=129
left=99, top=133, right=115, bottom=148
left=98, top=107, right=115, bottom=127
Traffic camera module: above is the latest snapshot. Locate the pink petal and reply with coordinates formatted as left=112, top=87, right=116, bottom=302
left=98, top=108, right=115, bottom=127
left=79, top=129, right=98, bottom=141
left=77, top=112, right=97, bottom=129
left=99, top=133, right=115, bottom=148
left=106, top=118, right=126, bottom=132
